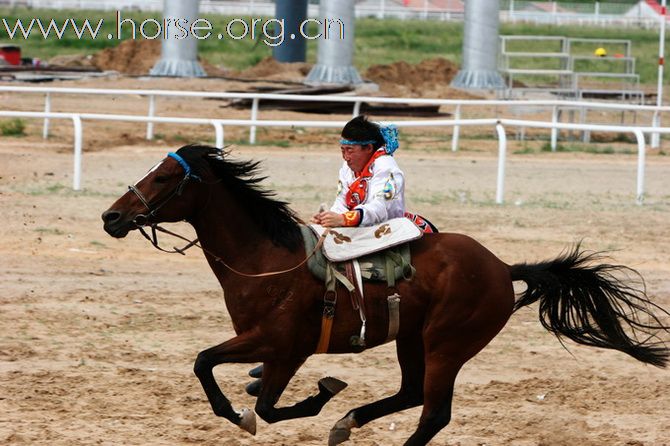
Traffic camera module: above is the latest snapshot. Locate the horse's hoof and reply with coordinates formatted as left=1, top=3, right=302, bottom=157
left=248, top=364, right=263, bottom=378
left=328, top=413, right=357, bottom=446
left=245, top=378, right=262, bottom=397
left=237, top=408, right=257, bottom=435
left=328, top=427, right=350, bottom=446
left=318, top=377, right=348, bottom=396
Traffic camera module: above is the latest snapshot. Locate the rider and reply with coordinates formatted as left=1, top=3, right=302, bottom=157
left=311, top=115, right=437, bottom=233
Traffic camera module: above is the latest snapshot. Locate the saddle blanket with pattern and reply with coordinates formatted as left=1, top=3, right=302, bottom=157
left=309, top=217, right=423, bottom=262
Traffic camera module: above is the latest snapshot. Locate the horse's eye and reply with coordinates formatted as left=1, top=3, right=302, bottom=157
left=155, top=175, right=169, bottom=184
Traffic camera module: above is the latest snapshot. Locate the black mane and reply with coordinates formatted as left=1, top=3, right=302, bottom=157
left=176, top=145, right=303, bottom=251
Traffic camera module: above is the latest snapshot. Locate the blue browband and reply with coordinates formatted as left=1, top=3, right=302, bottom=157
left=167, top=152, right=193, bottom=177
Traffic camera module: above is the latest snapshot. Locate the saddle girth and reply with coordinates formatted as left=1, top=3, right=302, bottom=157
left=301, top=225, right=413, bottom=354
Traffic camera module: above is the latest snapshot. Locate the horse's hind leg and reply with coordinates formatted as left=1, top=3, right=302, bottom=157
left=403, top=323, right=504, bottom=446
left=403, top=358, right=460, bottom=446
left=329, top=332, right=425, bottom=446
left=254, top=360, right=347, bottom=423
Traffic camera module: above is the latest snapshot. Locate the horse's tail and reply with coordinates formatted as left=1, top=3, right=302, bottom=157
left=509, top=244, right=670, bottom=368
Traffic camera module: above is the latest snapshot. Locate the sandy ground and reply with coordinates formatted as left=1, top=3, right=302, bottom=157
left=1, top=84, right=670, bottom=445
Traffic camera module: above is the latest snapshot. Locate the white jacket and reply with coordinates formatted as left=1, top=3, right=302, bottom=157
left=331, top=155, right=406, bottom=226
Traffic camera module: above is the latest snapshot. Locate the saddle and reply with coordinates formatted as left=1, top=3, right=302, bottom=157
left=300, top=218, right=423, bottom=353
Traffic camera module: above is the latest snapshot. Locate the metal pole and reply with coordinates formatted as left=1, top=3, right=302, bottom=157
left=451, top=0, right=505, bottom=89
left=652, top=0, right=666, bottom=148
left=634, top=129, right=645, bottom=205
left=213, top=121, right=224, bottom=148
left=304, top=0, right=362, bottom=85
left=43, top=92, right=51, bottom=139
left=495, top=123, right=507, bottom=204
left=551, top=105, right=558, bottom=151
left=451, top=104, right=461, bottom=152
left=273, top=0, right=308, bottom=62
left=580, top=107, right=591, bottom=143
left=146, top=94, right=155, bottom=140
left=353, top=101, right=361, bottom=117
left=249, top=98, right=259, bottom=144
left=150, top=0, right=205, bottom=77
left=72, top=115, right=83, bottom=191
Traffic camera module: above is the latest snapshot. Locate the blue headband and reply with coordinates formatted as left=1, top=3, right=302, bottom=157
left=168, top=152, right=194, bottom=178
left=339, top=124, right=400, bottom=155
left=339, top=138, right=376, bottom=146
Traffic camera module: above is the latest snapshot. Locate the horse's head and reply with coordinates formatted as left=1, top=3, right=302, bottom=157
left=102, top=150, right=205, bottom=238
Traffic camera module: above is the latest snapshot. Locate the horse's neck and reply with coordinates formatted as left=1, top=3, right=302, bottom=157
left=189, top=184, right=283, bottom=276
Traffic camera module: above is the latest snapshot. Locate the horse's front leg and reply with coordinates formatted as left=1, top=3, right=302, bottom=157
left=254, top=361, right=348, bottom=424
left=193, top=329, right=275, bottom=435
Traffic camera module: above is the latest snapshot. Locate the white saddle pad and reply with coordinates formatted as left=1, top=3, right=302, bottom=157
left=310, top=217, right=423, bottom=262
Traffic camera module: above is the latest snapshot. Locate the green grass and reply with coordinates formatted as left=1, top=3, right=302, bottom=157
left=34, top=227, right=65, bottom=235
left=0, top=118, right=26, bottom=136
left=0, top=7, right=666, bottom=84
left=540, top=141, right=634, bottom=154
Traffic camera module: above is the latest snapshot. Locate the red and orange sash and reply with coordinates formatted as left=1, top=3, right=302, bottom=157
left=344, top=149, right=386, bottom=210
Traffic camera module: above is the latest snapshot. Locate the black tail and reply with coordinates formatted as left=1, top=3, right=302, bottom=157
left=510, top=244, right=670, bottom=368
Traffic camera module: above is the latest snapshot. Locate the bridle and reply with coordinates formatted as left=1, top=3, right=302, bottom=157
left=127, top=151, right=327, bottom=277
left=128, top=152, right=202, bottom=254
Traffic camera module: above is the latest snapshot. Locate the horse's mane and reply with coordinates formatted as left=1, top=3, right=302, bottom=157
left=176, top=145, right=303, bottom=251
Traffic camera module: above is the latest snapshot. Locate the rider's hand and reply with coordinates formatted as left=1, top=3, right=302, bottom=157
left=315, top=211, right=345, bottom=228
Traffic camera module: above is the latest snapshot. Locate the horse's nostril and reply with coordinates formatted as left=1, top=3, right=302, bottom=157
left=102, top=210, right=121, bottom=224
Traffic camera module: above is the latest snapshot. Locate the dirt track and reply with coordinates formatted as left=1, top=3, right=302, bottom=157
left=1, top=128, right=670, bottom=445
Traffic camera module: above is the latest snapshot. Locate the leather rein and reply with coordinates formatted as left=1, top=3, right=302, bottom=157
left=128, top=153, right=327, bottom=279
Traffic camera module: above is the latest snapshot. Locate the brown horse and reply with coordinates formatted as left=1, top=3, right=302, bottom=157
left=102, top=145, right=670, bottom=446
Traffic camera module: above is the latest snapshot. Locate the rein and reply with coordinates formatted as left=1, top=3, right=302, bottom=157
left=130, top=151, right=328, bottom=278
left=144, top=223, right=328, bottom=278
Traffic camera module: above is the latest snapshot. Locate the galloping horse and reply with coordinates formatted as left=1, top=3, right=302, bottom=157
left=102, top=145, right=670, bottom=446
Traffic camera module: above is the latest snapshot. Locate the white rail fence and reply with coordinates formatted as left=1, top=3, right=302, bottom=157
left=1, top=109, right=666, bottom=206
left=0, top=85, right=668, bottom=150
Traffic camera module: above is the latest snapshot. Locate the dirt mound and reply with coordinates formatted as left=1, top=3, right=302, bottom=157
left=364, top=57, right=480, bottom=99
left=365, top=57, right=458, bottom=86
left=231, top=56, right=312, bottom=82
left=92, top=39, right=161, bottom=75
left=91, top=39, right=228, bottom=76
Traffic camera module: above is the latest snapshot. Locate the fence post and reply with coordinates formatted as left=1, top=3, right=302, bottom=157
left=72, top=115, right=83, bottom=191
left=451, top=104, right=461, bottom=152
left=651, top=111, right=660, bottom=148
left=146, top=94, right=156, bottom=140
left=551, top=105, right=558, bottom=151
left=634, top=129, right=646, bottom=205
left=495, top=123, right=507, bottom=204
left=213, top=121, right=225, bottom=149
left=43, top=92, right=51, bottom=139
left=353, top=101, right=361, bottom=117
left=580, top=107, right=591, bottom=143
left=250, top=98, right=259, bottom=144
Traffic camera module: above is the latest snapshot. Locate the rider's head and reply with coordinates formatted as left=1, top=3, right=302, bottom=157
left=339, top=115, right=384, bottom=174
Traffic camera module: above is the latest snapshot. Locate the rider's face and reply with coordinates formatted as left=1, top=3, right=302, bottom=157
left=341, top=144, right=374, bottom=174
